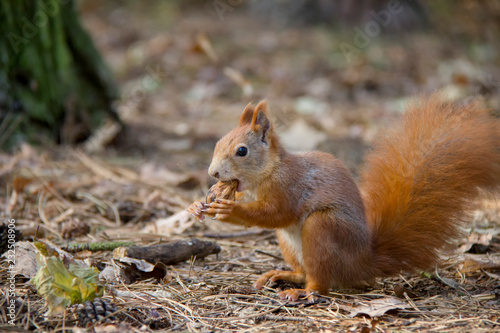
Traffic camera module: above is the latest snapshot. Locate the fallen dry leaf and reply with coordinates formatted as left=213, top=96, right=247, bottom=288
left=141, top=210, right=193, bottom=236
left=349, top=297, right=409, bottom=318
left=194, top=33, right=218, bottom=63
left=223, top=67, right=253, bottom=97
left=458, top=231, right=494, bottom=253
left=8, top=241, right=38, bottom=278
left=280, top=119, right=327, bottom=152
left=101, top=258, right=168, bottom=284
left=139, top=162, right=200, bottom=188
left=459, top=256, right=500, bottom=274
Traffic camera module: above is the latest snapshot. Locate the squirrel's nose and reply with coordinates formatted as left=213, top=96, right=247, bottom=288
left=208, top=165, right=220, bottom=179
left=208, top=161, right=221, bottom=179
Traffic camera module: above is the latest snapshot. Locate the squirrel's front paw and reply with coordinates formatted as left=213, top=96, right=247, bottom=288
left=187, top=200, right=207, bottom=221
left=203, top=199, right=237, bottom=221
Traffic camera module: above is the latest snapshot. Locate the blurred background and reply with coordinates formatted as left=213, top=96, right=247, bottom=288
left=2, top=3, right=500, bottom=330
left=86, top=0, right=500, bottom=174
left=2, top=0, right=500, bottom=189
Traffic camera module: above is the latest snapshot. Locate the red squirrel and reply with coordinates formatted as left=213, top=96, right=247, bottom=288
left=188, top=94, right=500, bottom=302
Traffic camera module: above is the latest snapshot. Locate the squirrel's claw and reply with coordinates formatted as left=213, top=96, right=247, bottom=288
left=188, top=199, right=237, bottom=222
left=278, top=289, right=318, bottom=303
left=187, top=200, right=208, bottom=221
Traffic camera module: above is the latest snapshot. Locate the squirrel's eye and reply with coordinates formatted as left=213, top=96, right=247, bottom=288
left=236, top=146, right=248, bottom=157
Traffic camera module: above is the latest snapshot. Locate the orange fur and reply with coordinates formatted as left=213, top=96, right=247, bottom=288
left=187, top=95, right=500, bottom=299
left=361, top=96, right=500, bottom=276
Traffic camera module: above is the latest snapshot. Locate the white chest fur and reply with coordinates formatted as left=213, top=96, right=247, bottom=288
left=239, top=189, right=257, bottom=203
left=278, top=223, right=304, bottom=266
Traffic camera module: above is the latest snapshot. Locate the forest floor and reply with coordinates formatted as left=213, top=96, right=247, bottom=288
left=2, top=2, right=500, bottom=332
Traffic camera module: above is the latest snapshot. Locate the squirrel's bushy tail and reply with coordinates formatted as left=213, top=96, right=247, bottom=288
left=360, top=94, right=500, bottom=276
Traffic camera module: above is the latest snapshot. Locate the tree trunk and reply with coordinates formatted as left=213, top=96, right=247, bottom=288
left=0, top=0, right=120, bottom=149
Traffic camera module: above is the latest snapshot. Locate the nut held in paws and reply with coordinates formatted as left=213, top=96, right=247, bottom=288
left=206, top=180, right=238, bottom=204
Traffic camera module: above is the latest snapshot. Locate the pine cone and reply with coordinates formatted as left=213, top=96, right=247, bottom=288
left=206, top=180, right=238, bottom=204
left=0, top=223, right=22, bottom=255
left=76, top=298, right=117, bottom=326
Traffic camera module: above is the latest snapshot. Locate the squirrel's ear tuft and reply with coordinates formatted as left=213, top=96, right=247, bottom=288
left=239, top=103, right=255, bottom=126
left=251, top=100, right=272, bottom=143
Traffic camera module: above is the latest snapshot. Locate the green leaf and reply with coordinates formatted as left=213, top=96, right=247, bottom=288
left=30, top=245, right=103, bottom=315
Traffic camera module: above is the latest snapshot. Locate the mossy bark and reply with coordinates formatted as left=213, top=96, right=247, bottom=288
left=0, top=0, right=120, bottom=149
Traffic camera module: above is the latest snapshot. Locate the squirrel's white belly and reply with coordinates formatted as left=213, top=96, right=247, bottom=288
left=279, top=223, right=304, bottom=267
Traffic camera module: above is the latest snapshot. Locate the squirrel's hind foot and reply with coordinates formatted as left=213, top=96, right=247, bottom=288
left=278, top=288, right=318, bottom=303
left=254, top=269, right=306, bottom=289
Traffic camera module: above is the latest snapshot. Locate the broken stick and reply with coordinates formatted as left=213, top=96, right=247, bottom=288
left=113, top=238, right=220, bottom=265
